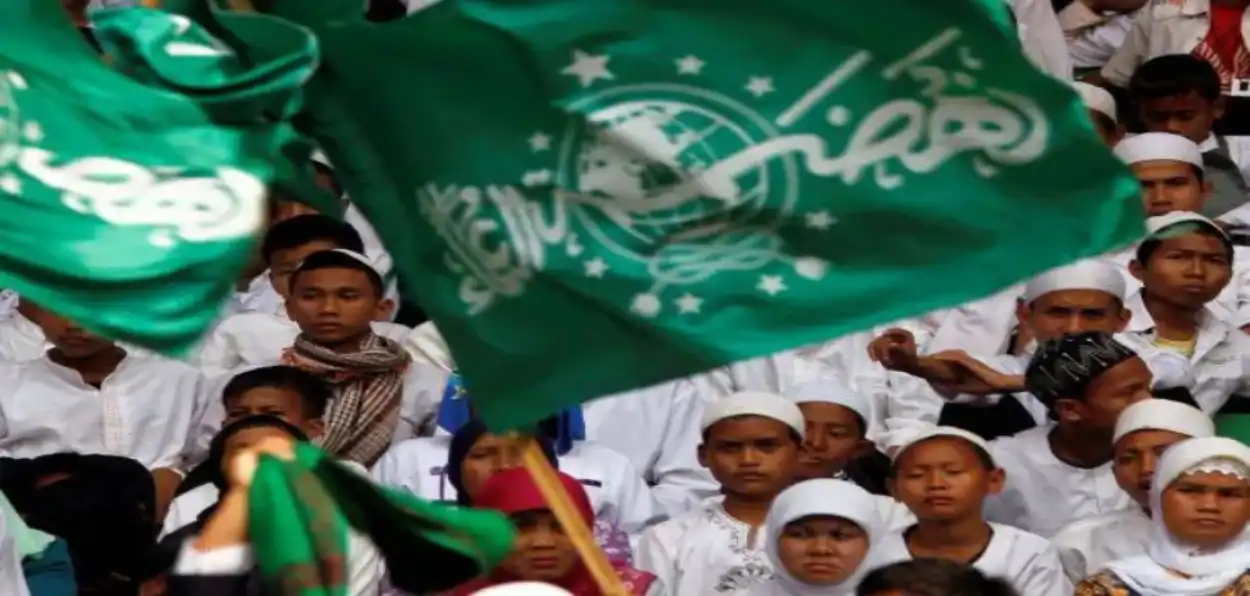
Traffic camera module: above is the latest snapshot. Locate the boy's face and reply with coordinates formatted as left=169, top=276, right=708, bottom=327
left=286, top=267, right=389, bottom=346
left=796, top=402, right=868, bottom=481
left=1057, top=357, right=1152, bottom=436
left=1135, top=232, right=1233, bottom=310
left=890, top=437, right=1003, bottom=522
left=1131, top=160, right=1208, bottom=216
left=1113, top=428, right=1189, bottom=508
left=24, top=303, right=115, bottom=359
left=1137, top=91, right=1221, bottom=144
left=269, top=240, right=341, bottom=299
left=698, top=416, right=800, bottom=499
left=224, top=386, right=324, bottom=438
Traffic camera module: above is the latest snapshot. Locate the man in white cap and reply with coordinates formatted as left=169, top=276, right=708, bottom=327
left=1072, top=80, right=1122, bottom=146
left=1113, top=132, right=1210, bottom=218
left=1051, top=398, right=1215, bottom=582
left=636, top=391, right=804, bottom=595
left=1125, top=212, right=1250, bottom=414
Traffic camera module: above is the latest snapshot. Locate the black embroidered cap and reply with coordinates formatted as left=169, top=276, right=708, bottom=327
left=1025, top=331, right=1138, bottom=408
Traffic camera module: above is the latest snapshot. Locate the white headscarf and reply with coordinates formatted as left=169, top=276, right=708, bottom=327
left=748, top=479, right=883, bottom=595
left=1105, top=437, right=1250, bottom=596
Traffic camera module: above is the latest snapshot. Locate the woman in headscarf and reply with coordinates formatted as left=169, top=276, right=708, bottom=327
left=1076, top=436, right=1250, bottom=595
left=735, top=478, right=882, bottom=596
left=444, top=467, right=660, bottom=595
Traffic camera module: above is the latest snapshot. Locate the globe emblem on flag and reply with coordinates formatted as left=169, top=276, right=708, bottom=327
left=555, top=86, right=799, bottom=282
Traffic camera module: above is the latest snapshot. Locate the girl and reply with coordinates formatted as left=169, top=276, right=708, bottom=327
left=738, top=478, right=881, bottom=595
left=1077, top=436, right=1250, bottom=595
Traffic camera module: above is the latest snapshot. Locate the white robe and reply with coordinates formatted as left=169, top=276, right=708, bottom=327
left=1052, top=507, right=1152, bottom=583
left=636, top=501, right=773, bottom=595
left=0, top=505, right=30, bottom=596
left=984, top=424, right=1133, bottom=538
left=874, top=523, right=1072, bottom=596
left=370, top=436, right=664, bottom=539
left=192, top=311, right=411, bottom=376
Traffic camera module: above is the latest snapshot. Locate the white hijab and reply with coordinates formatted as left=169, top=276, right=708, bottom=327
left=747, top=479, right=883, bottom=596
left=1105, top=437, right=1250, bottom=596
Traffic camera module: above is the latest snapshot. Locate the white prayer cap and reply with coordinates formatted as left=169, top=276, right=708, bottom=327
left=1113, top=132, right=1204, bottom=168
left=1112, top=399, right=1215, bottom=444
left=701, top=391, right=805, bottom=438
left=1072, top=81, right=1117, bottom=123
left=471, top=583, right=573, bottom=596
left=1022, top=259, right=1126, bottom=304
left=890, top=426, right=995, bottom=466
left=311, top=149, right=333, bottom=169
left=782, top=378, right=871, bottom=425
left=1144, top=211, right=1230, bottom=241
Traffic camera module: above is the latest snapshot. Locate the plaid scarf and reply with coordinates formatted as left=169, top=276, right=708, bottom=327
left=282, top=333, right=411, bottom=465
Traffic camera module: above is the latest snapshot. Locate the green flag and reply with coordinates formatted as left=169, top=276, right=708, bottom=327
left=250, top=442, right=516, bottom=596
left=0, top=1, right=319, bottom=354
left=261, top=0, right=1143, bottom=427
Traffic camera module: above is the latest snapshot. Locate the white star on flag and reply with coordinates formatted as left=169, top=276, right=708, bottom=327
left=522, top=169, right=552, bottom=187
left=561, top=50, right=615, bottom=88
left=676, top=55, right=705, bottom=75
left=584, top=257, right=609, bottom=278
left=0, top=173, right=19, bottom=195
left=758, top=275, right=787, bottom=296
left=5, top=71, right=26, bottom=90
left=745, top=76, right=775, bottom=98
left=794, top=257, right=829, bottom=280
left=631, top=293, right=661, bottom=318
left=805, top=211, right=836, bottom=230
left=22, top=122, right=42, bottom=143
left=675, top=293, right=703, bottom=314
left=528, top=132, right=552, bottom=152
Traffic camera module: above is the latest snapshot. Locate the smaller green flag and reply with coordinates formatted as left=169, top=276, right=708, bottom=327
left=249, top=442, right=516, bottom=596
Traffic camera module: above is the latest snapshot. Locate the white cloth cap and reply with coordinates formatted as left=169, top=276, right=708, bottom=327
left=1022, top=259, right=1126, bottom=303
left=471, top=583, right=574, bottom=596
left=1113, top=133, right=1204, bottom=168
left=1107, top=438, right=1250, bottom=596
left=782, top=378, right=871, bottom=426
left=1145, top=211, right=1230, bottom=241
left=890, top=425, right=995, bottom=466
left=1112, top=399, right=1215, bottom=444
left=1072, top=81, right=1117, bottom=123
left=701, top=391, right=805, bottom=439
left=761, top=479, right=884, bottom=595
left=325, top=248, right=383, bottom=276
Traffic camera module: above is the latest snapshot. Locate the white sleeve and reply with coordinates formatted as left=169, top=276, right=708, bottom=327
left=1011, top=0, right=1073, bottom=79
left=347, top=531, right=384, bottom=596
left=1099, top=7, right=1151, bottom=87
left=396, top=364, right=449, bottom=442
left=608, top=452, right=666, bottom=538
left=193, top=323, right=243, bottom=377
left=1015, top=545, right=1075, bottom=596
left=648, top=382, right=719, bottom=516
left=635, top=525, right=678, bottom=593
left=0, top=508, right=31, bottom=596
left=173, top=543, right=253, bottom=576
left=880, top=374, right=944, bottom=450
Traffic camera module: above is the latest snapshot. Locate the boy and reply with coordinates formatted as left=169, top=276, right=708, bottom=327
left=881, top=427, right=1070, bottom=596
left=636, top=391, right=803, bottom=594
left=984, top=331, right=1151, bottom=537
left=781, top=379, right=884, bottom=489
left=1051, top=398, right=1214, bottom=582
left=1072, top=81, right=1123, bottom=146
left=1127, top=54, right=1250, bottom=225
left=0, top=302, right=202, bottom=519
left=196, top=215, right=410, bottom=374
left=856, top=558, right=1019, bottom=596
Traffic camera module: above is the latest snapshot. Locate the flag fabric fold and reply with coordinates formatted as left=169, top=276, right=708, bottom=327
left=249, top=442, right=517, bottom=596
left=0, top=0, right=317, bottom=354
left=224, top=0, right=1143, bottom=428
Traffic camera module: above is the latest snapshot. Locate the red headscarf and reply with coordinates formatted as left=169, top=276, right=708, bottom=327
left=443, top=468, right=655, bottom=596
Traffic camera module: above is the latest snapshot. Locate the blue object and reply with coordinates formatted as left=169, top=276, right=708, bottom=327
left=22, top=539, right=76, bottom=596
left=437, top=372, right=585, bottom=454
left=551, top=406, right=586, bottom=456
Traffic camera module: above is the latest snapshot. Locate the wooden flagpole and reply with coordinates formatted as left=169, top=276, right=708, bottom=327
left=522, top=440, right=628, bottom=595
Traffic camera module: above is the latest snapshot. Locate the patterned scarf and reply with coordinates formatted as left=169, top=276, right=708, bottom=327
left=282, top=333, right=410, bottom=465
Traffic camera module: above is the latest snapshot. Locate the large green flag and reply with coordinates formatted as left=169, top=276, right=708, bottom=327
left=0, top=1, right=318, bottom=354
left=260, top=0, right=1142, bottom=427
left=249, top=442, right=515, bottom=596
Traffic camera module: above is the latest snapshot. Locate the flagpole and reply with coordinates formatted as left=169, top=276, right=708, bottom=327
left=521, top=440, right=628, bottom=595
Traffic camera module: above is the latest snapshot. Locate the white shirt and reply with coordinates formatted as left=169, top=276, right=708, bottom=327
left=193, top=312, right=412, bottom=376
left=875, top=522, right=1072, bottom=596
left=0, top=507, right=30, bottom=596
left=0, top=353, right=204, bottom=469
left=637, top=501, right=773, bottom=595
left=1060, top=3, right=1138, bottom=70
left=1102, top=0, right=1250, bottom=87
left=1124, top=291, right=1250, bottom=414
left=371, top=436, right=664, bottom=539
left=1011, top=0, right=1076, bottom=79
left=984, top=425, right=1133, bottom=538
left=1052, top=507, right=1152, bottom=583
left=0, top=315, right=48, bottom=363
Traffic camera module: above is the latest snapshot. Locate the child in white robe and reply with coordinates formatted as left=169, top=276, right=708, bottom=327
left=877, top=426, right=1070, bottom=596
left=1077, top=437, right=1250, bottom=595
left=734, top=479, right=883, bottom=596
left=636, top=392, right=805, bottom=594
left=1053, top=398, right=1215, bottom=582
